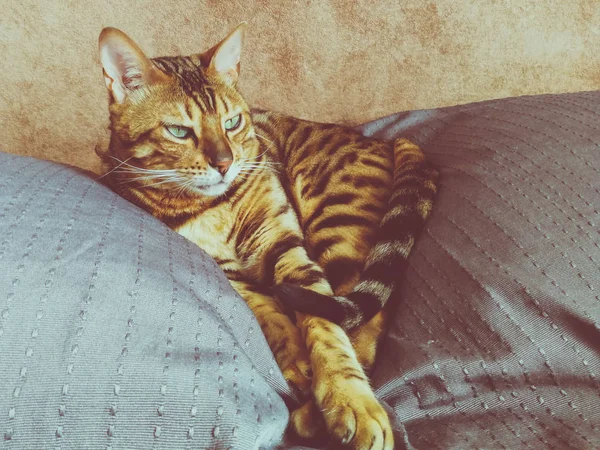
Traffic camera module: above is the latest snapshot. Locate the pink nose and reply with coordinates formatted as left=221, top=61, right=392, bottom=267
left=214, top=159, right=233, bottom=175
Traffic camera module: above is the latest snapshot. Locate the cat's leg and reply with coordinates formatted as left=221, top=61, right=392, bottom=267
left=294, top=313, right=394, bottom=450
left=235, top=203, right=393, bottom=449
left=310, top=267, right=389, bottom=375
left=228, top=280, right=312, bottom=397
left=266, top=249, right=393, bottom=449
left=348, top=310, right=389, bottom=375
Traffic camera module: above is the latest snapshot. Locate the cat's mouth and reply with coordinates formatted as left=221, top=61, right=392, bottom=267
left=186, top=172, right=238, bottom=197
left=147, top=164, right=241, bottom=198
left=189, top=164, right=241, bottom=197
left=192, top=180, right=230, bottom=197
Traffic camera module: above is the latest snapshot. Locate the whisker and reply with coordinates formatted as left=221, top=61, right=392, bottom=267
left=119, top=175, right=175, bottom=184
left=113, top=170, right=180, bottom=177
left=242, top=166, right=280, bottom=173
left=175, top=179, right=196, bottom=199
left=118, top=173, right=183, bottom=187
left=240, top=163, right=280, bottom=175
left=113, top=172, right=181, bottom=181
left=240, top=161, right=281, bottom=167
left=143, top=177, right=183, bottom=188
left=237, top=168, right=265, bottom=174
left=108, top=156, right=178, bottom=174
left=239, top=160, right=280, bottom=169
left=255, top=133, right=275, bottom=149
left=244, top=134, right=276, bottom=161
left=114, top=168, right=180, bottom=177
left=96, top=156, right=134, bottom=181
left=173, top=182, right=186, bottom=198
left=239, top=159, right=280, bottom=166
left=173, top=176, right=194, bottom=196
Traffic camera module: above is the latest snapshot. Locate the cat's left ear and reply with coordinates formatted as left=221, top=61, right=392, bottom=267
left=205, top=22, right=247, bottom=86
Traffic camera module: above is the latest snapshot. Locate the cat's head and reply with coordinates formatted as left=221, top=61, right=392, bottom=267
left=98, top=24, right=260, bottom=198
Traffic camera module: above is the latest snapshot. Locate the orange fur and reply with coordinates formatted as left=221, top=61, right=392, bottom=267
left=97, top=25, right=437, bottom=450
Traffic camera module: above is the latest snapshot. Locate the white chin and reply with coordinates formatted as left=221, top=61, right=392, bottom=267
left=193, top=182, right=230, bottom=197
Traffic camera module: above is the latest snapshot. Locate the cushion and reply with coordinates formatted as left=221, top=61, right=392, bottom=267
left=359, top=90, right=600, bottom=449
left=1, top=90, right=599, bottom=449
left=0, top=156, right=292, bottom=448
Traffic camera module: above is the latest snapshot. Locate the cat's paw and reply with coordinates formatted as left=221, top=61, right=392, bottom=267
left=316, top=379, right=393, bottom=450
left=281, top=353, right=312, bottom=398
left=273, top=334, right=312, bottom=398
left=289, top=400, right=326, bottom=440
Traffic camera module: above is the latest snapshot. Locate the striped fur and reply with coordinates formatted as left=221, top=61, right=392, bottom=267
left=97, top=25, right=437, bottom=450
left=274, top=139, right=438, bottom=331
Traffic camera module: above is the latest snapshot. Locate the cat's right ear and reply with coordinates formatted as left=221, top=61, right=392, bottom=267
left=98, top=27, right=167, bottom=103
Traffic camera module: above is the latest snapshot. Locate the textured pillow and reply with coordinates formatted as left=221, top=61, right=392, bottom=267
left=358, top=90, right=600, bottom=449
left=0, top=154, right=292, bottom=449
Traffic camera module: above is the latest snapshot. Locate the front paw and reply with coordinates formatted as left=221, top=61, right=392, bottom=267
left=316, top=379, right=393, bottom=450
left=273, top=333, right=312, bottom=398
left=289, top=399, right=327, bottom=440
left=281, top=352, right=312, bottom=398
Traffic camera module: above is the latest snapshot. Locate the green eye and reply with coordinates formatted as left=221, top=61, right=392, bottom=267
left=166, top=125, right=191, bottom=139
left=224, top=114, right=242, bottom=131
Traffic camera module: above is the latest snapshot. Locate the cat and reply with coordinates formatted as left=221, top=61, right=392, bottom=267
left=97, top=23, right=437, bottom=450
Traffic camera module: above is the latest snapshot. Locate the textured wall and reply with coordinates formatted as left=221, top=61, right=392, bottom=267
left=1, top=0, right=599, bottom=172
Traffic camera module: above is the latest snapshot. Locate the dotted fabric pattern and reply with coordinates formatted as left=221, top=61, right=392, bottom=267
left=1, top=90, right=600, bottom=450
left=0, top=159, right=291, bottom=449
left=357, top=91, right=600, bottom=449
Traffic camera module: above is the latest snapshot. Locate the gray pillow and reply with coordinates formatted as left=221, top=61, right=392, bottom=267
left=0, top=155, right=292, bottom=449
left=359, top=90, right=600, bottom=449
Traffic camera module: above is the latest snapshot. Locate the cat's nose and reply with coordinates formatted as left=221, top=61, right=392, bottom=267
left=213, top=158, right=232, bottom=175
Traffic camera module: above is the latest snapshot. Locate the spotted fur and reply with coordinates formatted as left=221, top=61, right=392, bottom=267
left=97, top=24, right=436, bottom=450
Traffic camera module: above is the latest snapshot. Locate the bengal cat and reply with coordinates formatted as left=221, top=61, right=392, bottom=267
left=97, top=23, right=437, bottom=450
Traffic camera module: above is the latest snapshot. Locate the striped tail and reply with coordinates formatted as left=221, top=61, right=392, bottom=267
left=273, top=138, right=438, bottom=331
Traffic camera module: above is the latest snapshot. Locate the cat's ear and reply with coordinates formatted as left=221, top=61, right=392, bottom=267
left=98, top=27, right=167, bottom=103
left=205, top=22, right=247, bottom=85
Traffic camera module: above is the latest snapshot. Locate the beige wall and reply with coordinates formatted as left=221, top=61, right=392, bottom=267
left=1, top=0, right=599, bottom=172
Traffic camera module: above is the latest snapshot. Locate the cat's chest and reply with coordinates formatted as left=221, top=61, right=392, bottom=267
left=175, top=207, right=236, bottom=260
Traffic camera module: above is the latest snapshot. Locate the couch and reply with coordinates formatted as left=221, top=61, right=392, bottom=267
left=1, top=90, right=599, bottom=449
